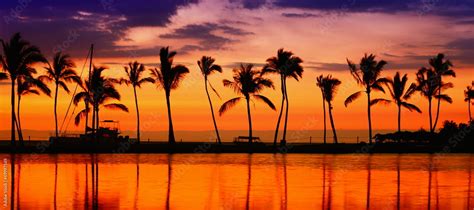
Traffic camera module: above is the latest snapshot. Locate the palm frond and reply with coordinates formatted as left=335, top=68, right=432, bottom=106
left=344, top=91, right=363, bottom=107
left=219, top=97, right=241, bottom=116
left=401, top=102, right=422, bottom=113
left=253, top=94, right=276, bottom=110
left=370, top=98, right=391, bottom=106
left=103, top=103, right=129, bottom=112
left=435, top=94, right=453, bottom=103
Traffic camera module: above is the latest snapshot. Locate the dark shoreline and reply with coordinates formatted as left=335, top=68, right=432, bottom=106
left=0, top=141, right=471, bottom=154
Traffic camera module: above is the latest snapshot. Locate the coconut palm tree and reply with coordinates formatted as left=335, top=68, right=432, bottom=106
left=198, top=56, right=223, bottom=144
left=316, top=75, right=327, bottom=144
left=321, top=75, right=341, bottom=144
left=465, top=83, right=474, bottom=122
left=118, top=61, right=155, bottom=143
left=150, top=47, right=189, bottom=144
left=429, top=54, right=455, bottom=131
left=40, top=52, right=80, bottom=140
left=262, top=49, right=303, bottom=146
left=1, top=33, right=46, bottom=145
left=384, top=72, right=422, bottom=135
left=73, top=66, right=129, bottom=133
left=415, top=67, right=453, bottom=132
left=219, top=64, right=276, bottom=144
left=345, top=54, right=389, bottom=144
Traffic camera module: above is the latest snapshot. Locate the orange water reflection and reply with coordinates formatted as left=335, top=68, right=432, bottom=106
left=1, top=154, right=472, bottom=209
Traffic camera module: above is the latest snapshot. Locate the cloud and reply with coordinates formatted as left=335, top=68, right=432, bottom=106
left=445, top=38, right=474, bottom=66
left=282, top=12, right=321, bottom=18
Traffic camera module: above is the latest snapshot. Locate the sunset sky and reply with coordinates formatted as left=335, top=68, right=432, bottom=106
left=0, top=0, right=473, bottom=134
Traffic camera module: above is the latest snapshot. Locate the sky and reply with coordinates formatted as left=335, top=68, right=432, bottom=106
left=0, top=0, right=473, bottom=134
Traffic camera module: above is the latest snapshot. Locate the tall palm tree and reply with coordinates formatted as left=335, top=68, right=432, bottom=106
left=321, top=75, right=341, bottom=144
left=198, top=56, right=223, bottom=144
left=345, top=54, right=389, bottom=144
left=150, top=47, right=189, bottom=144
left=73, top=66, right=129, bottom=133
left=1, top=33, right=46, bottom=145
left=415, top=67, right=453, bottom=132
left=262, top=49, right=303, bottom=146
left=384, top=72, right=422, bottom=135
left=219, top=64, right=276, bottom=144
left=40, top=52, right=80, bottom=140
left=465, top=83, right=474, bottom=122
left=429, top=54, right=455, bottom=131
left=316, top=75, right=327, bottom=144
left=118, top=61, right=155, bottom=143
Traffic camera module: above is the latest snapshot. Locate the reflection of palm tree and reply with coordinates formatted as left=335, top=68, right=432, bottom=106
left=198, top=56, right=223, bottom=144
left=366, top=155, right=372, bottom=210
left=166, top=154, right=172, bottom=210
left=41, top=52, right=80, bottom=140
left=10, top=154, right=15, bottom=209
left=150, top=47, right=189, bottom=144
left=262, top=49, right=304, bottom=146
left=322, top=155, right=326, bottom=209
left=316, top=75, right=327, bottom=144
left=345, top=54, right=389, bottom=144
left=429, top=54, right=455, bottom=131
left=118, top=61, right=155, bottom=143
left=384, top=72, right=421, bottom=135
left=54, top=155, right=58, bottom=210
left=219, top=64, right=276, bottom=144
left=397, top=155, right=401, bottom=210
left=415, top=68, right=453, bottom=132
left=465, top=84, right=474, bottom=122
left=246, top=154, right=252, bottom=210
left=318, top=75, right=342, bottom=144
left=1, top=33, right=46, bottom=145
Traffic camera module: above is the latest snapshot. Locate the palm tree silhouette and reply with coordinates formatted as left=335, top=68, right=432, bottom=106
left=73, top=66, right=129, bottom=133
left=198, top=56, right=223, bottom=144
left=118, top=61, right=155, bottom=143
left=384, top=72, right=422, bottom=135
left=345, top=54, right=389, bottom=144
left=262, top=49, right=303, bottom=146
left=150, top=47, right=189, bottom=144
left=40, top=52, right=80, bottom=140
left=1, top=33, right=46, bottom=145
left=415, top=68, right=453, bottom=132
left=219, top=64, right=276, bottom=144
left=429, top=54, right=455, bottom=131
left=316, top=75, right=327, bottom=144
left=321, top=75, right=342, bottom=144
left=465, top=82, right=474, bottom=122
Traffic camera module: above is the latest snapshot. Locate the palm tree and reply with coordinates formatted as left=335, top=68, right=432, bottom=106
left=429, top=54, right=455, bottom=131
left=17, top=74, right=51, bottom=143
left=262, top=49, right=303, bottom=146
left=40, top=52, right=80, bottom=140
left=465, top=83, right=474, bottom=122
left=321, top=75, right=342, bottom=144
left=316, top=75, right=327, bottom=144
left=219, top=64, right=276, bottom=144
left=415, top=67, right=453, bottom=132
left=1, top=33, right=46, bottom=145
left=384, top=72, right=422, bottom=135
left=150, top=47, right=189, bottom=144
left=73, top=66, right=129, bottom=133
left=345, top=54, right=389, bottom=144
left=118, top=61, right=155, bottom=143
left=198, top=56, right=223, bottom=144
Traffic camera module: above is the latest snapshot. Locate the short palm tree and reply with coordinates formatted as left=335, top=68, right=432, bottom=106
left=262, top=49, right=303, bottom=146
left=1, top=32, right=46, bottom=145
left=415, top=67, right=453, bottom=132
left=40, top=52, right=80, bottom=140
left=345, top=54, right=389, bottom=144
left=73, top=66, right=129, bottom=133
left=219, top=64, right=276, bottom=144
left=429, top=54, right=455, bottom=131
left=465, top=83, right=474, bottom=122
left=316, top=75, right=327, bottom=144
left=320, top=75, right=341, bottom=144
left=384, top=72, right=422, bottom=136
left=150, top=47, right=189, bottom=144
left=198, top=56, right=223, bottom=144
left=118, top=61, right=155, bottom=143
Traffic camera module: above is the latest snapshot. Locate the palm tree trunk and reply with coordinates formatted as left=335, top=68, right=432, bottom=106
left=328, top=102, right=338, bottom=144
left=17, top=95, right=24, bottom=144
left=246, top=96, right=252, bottom=145
left=165, top=92, right=175, bottom=144
left=468, top=99, right=472, bottom=122
left=11, top=78, right=16, bottom=145
left=398, top=104, right=402, bottom=144
left=273, top=76, right=285, bottom=146
left=205, top=79, right=221, bottom=144
left=282, top=78, right=289, bottom=144
left=54, top=83, right=59, bottom=140
left=433, top=88, right=442, bottom=131
left=367, top=90, right=373, bottom=144
left=91, top=103, right=96, bottom=136
left=321, top=90, right=327, bottom=144
left=429, top=98, right=433, bottom=133
left=133, top=86, right=140, bottom=143
left=84, top=101, right=89, bottom=135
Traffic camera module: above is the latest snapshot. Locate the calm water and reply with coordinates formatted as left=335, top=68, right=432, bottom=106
left=1, top=154, right=472, bottom=209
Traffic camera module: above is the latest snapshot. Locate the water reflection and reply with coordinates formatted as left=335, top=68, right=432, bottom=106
left=2, top=154, right=473, bottom=209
